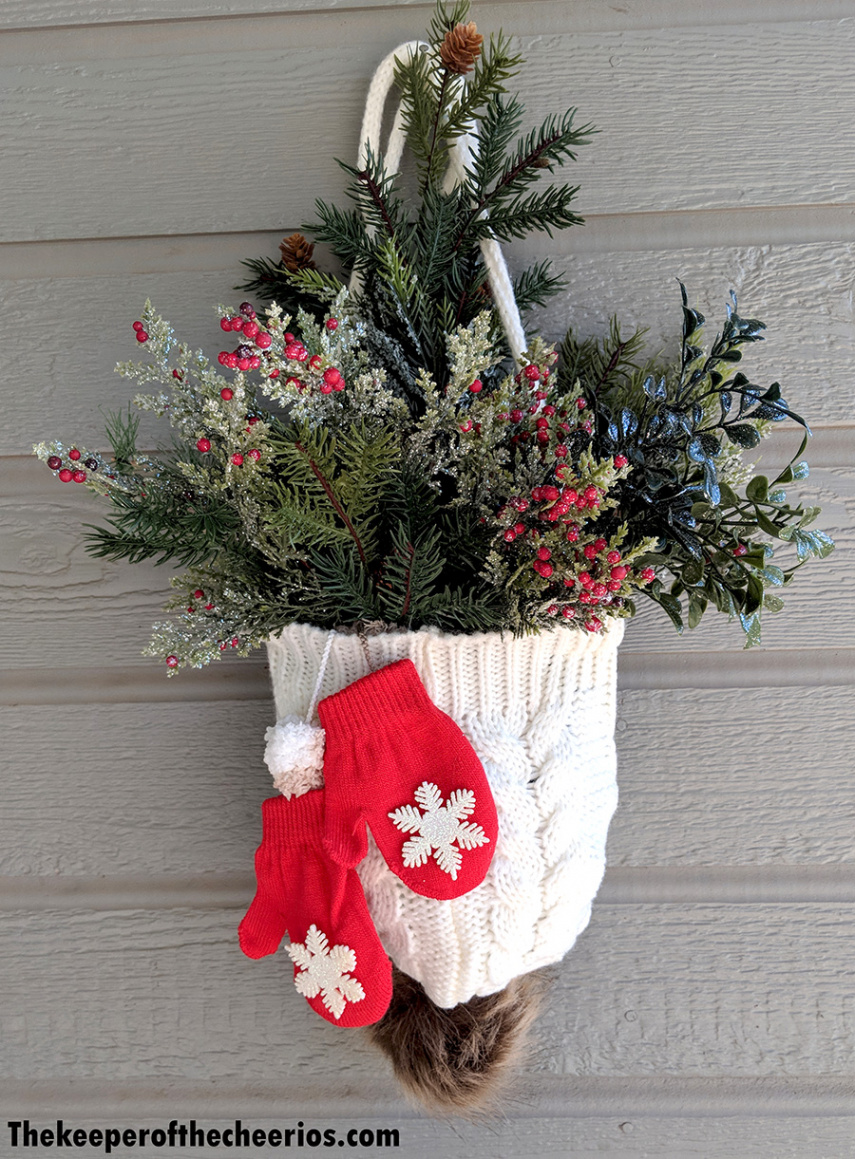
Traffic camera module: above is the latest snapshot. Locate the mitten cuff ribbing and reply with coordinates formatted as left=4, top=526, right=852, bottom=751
left=317, top=659, right=431, bottom=739
left=260, top=789, right=325, bottom=846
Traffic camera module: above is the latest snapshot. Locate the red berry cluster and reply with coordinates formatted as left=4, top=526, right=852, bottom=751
left=495, top=476, right=656, bottom=630
left=195, top=423, right=262, bottom=466
left=184, top=588, right=216, bottom=615
left=279, top=329, right=346, bottom=395
left=498, top=483, right=603, bottom=547
left=475, top=351, right=602, bottom=462
left=46, top=448, right=99, bottom=484
left=214, top=304, right=346, bottom=397
left=218, top=303, right=269, bottom=371
left=132, top=320, right=149, bottom=343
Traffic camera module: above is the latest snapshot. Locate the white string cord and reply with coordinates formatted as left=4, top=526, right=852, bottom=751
left=305, top=629, right=336, bottom=723
left=348, top=41, right=528, bottom=363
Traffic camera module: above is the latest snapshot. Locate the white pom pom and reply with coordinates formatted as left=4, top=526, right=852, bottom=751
left=264, top=715, right=326, bottom=799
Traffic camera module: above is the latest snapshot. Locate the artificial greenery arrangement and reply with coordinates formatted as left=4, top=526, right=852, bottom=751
left=33, top=0, right=837, bottom=1114
left=34, top=3, right=831, bottom=670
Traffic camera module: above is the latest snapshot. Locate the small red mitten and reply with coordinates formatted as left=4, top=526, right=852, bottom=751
left=239, top=790, right=392, bottom=1027
left=318, top=659, right=498, bottom=901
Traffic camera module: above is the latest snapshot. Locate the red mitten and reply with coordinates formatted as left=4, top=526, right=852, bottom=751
left=318, top=659, right=498, bottom=900
left=239, top=790, right=392, bottom=1027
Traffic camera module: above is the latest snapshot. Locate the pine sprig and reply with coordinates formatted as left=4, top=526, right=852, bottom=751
left=104, top=406, right=141, bottom=469
left=83, top=477, right=245, bottom=568
left=299, top=1, right=589, bottom=384
left=378, top=525, right=446, bottom=622
left=512, top=261, right=567, bottom=314
left=340, top=152, right=407, bottom=246
left=427, top=0, right=471, bottom=42
left=311, top=201, right=372, bottom=274
left=453, top=109, right=593, bottom=250
left=468, top=94, right=525, bottom=198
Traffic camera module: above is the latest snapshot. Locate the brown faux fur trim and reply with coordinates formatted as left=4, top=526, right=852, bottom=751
left=367, top=966, right=549, bottom=1115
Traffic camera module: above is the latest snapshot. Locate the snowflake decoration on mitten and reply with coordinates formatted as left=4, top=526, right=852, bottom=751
left=286, top=924, right=365, bottom=1020
left=388, top=781, right=490, bottom=880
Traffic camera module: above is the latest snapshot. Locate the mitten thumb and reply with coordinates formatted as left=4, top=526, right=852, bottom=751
left=238, top=887, right=289, bottom=959
left=321, top=772, right=369, bottom=869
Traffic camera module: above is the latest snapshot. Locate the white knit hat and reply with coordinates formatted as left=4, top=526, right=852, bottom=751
left=265, top=621, right=622, bottom=1008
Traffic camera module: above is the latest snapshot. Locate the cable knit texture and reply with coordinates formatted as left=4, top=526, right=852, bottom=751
left=266, top=622, right=623, bottom=1008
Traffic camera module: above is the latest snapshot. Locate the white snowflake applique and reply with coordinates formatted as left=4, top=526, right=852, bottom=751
left=388, top=781, right=490, bottom=880
left=286, top=924, right=365, bottom=1020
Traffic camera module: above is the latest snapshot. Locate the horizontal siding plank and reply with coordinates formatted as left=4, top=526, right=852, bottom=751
left=2, top=903, right=854, bottom=1080
left=7, top=863, right=855, bottom=911
left=5, top=240, right=854, bottom=460
left=2, top=685, right=854, bottom=876
left=3, top=456, right=850, bottom=667
left=0, top=907, right=390, bottom=1085
left=2, top=17, right=855, bottom=241
left=0, top=701, right=274, bottom=876
left=0, top=270, right=241, bottom=456
left=7, top=204, right=855, bottom=281
left=0, top=0, right=435, bottom=30
left=2, top=0, right=853, bottom=33
left=611, top=686, right=855, bottom=867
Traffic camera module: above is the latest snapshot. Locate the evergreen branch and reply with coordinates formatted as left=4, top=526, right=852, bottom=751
left=83, top=487, right=243, bottom=568
left=595, top=339, right=630, bottom=395
left=400, top=539, right=416, bottom=617
left=294, top=440, right=370, bottom=571
left=468, top=185, right=585, bottom=242
left=393, top=47, right=442, bottom=172
left=512, top=260, right=566, bottom=313
left=286, top=266, right=346, bottom=301
left=334, top=150, right=407, bottom=251
left=356, top=166, right=400, bottom=242
left=238, top=255, right=289, bottom=298
left=453, top=111, right=592, bottom=251
left=375, top=237, right=422, bottom=315
left=412, top=185, right=468, bottom=296
left=310, top=543, right=380, bottom=622
left=262, top=490, right=352, bottom=553
left=468, top=94, right=525, bottom=198
left=558, top=319, right=647, bottom=396
left=423, top=68, right=453, bottom=191
left=428, top=0, right=471, bottom=41
left=415, top=585, right=505, bottom=631
left=379, top=524, right=445, bottom=622
left=310, top=200, right=371, bottom=271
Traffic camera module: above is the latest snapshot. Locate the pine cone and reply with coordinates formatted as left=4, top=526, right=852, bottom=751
left=439, top=21, right=483, bottom=75
left=279, top=232, right=316, bottom=272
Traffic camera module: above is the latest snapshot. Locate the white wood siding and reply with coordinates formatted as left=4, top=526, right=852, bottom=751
left=2, top=1, right=853, bottom=1154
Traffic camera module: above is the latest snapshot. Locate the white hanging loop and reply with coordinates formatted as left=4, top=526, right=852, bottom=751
left=349, top=41, right=528, bottom=364
left=355, top=40, right=424, bottom=184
